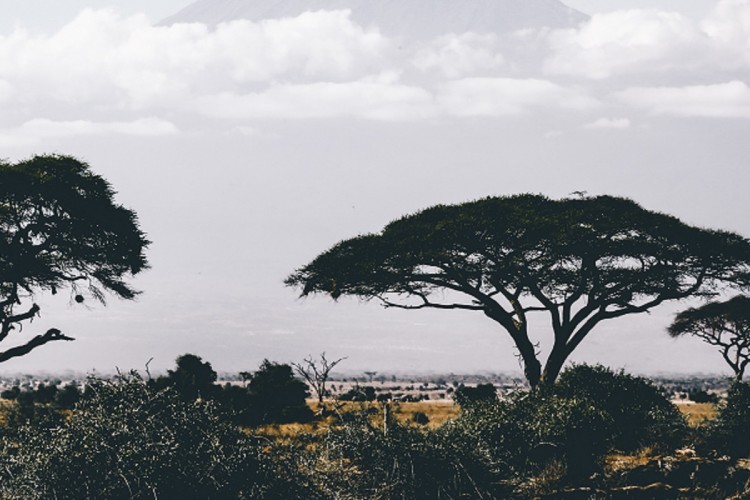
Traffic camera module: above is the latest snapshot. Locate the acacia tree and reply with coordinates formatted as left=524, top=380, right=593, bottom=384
left=292, top=352, right=346, bottom=405
left=669, top=295, right=750, bottom=381
left=286, top=194, right=750, bottom=388
left=0, top=155, right=149, bottom=362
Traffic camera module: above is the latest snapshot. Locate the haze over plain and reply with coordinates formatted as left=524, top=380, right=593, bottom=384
left=0, top=0, right=746, bottom=376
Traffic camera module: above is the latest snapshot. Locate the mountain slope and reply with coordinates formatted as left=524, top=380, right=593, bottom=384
left=161, top=0, right=588, bottom=38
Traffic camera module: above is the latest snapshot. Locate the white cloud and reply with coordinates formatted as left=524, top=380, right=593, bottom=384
left=412, top=33, right=505, bottom=78
left=194, top=76, right=435, bottom=121
left=0, top=117, right=178, bottom=147
left=20, top=117, right=179, bottom=137
left=0, top=9, right=391, bottom=110
left=437, top=78, right=598, bottom=117
left=616, top=81, right=750, bottom=118
left=544, top=10, right=706, bottom=79
left=584, top=117, right=632, bottom=129
left=192, top=76, right=599, bottom=121
left=702, top=0, right=750, bottom=46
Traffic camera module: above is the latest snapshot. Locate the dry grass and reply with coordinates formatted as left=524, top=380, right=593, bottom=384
left=253, top=400, right=461, bottom=440
left=676, top=402, right=717, bottom=427
left=605, top=447, right=659, bottom=473
left=391, top=401, right=459, bottom=429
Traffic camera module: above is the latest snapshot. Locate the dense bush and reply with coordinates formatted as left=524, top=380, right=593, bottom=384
left=153, top=355, right=313, bottom=427
left=554, top=364, right=686, bottom=452
left=338, top=385, right=376, bottom=402
left=446, top=392, right=614, bottom=483
left=240, top=360, right=313, bottom=425
left=705, top=381, right=750, bottom=458
left=0, top=373, right=309, bottom=499
left=453, top=383, right=497, bottom=408
left=154, top=353, right=218, bottom=401
left=311, top=410, right=502, bottom=499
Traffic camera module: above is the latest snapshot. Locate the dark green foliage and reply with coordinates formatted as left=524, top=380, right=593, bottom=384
left=0, top=373, right=309, bottom=499
left=669, top=296, right=750, bottom=380
left=313, top=410, right=502, bottom=499
left=158, top=353, right=218, bottom=401
left=287, top=194, right=750, bottom=387
left=240, top=360, right=313, bottom=425
left=554, top=364, right=687, bottom=453
left=0, top=155, right=149, bottom=363
left=706, top=381, right=750, bottom=458
left=0, top=381, right=82, bottom=430
left=1, top=385, right=19, bottom=399
left=688, top=389, right=719, bottom=404
left=446, top=392, right=614, bottom=483
left=453, top=383, right=497, bottom=408
left=411, top=411, right=429, bottom=425
left=54, top=383, right=82, bottom=409
left=338, top=385, right=376, bottom=402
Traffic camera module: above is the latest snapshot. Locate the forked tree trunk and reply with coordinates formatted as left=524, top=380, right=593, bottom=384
left=540, top=345, right=570, bottom=389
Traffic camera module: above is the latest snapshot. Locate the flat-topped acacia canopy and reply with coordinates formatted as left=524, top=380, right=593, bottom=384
left=669, top=295, right=750, bottom=381
left=0, top=155, right=149, bottom=362
left=287, top=194, right=750, bottom=387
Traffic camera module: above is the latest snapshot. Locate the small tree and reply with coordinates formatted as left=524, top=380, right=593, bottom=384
left=0, top=155, right=149, bottom=362
left=669, top=295, right=750, bottom=381
left=287, top=195, right=750, bottom=388
left=162, top=353, right=218, bottom=401
left=245, top=360, right=313, bottom=425
left=292, top=352, right=346, bottom=405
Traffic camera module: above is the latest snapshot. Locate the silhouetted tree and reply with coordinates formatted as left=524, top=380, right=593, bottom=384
left=669, top=295, right=750, bottom=381
left=292, top=352, right=346, bottom=405
left=287, top=194, right=750, bottom=387
left=453, top=383, right=497, bottom=408
left=0, top=155, right=149, bottom=362
left=54, top=383, right=82, bottom=409
left=338, top=385, right=376, bottom=402
left=244, top=360, right=312, bottom=425
left=164, top=353, right=218, bottom=401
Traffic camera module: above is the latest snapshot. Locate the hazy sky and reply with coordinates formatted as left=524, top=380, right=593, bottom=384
left=1, top=0, right=749, bottom=377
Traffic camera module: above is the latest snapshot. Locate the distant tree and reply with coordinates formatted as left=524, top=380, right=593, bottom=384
left=54, top=383, right=82, bottom=409
left=292, top=352, right=346, bottom=405
left=0, top=386, right=19, bottom=400
left=163, top=353, right=218, bottom=401
left=339, top=385, right=376, bottom=402
left=453, top=383, right=497, bottom=408
left=244, top=360, right=312, bottom=425
left=669, top=296, right=750, bottom=381
left=287, top=194, right=750, bottom=388
left=0, top=155, right=149, bottom=362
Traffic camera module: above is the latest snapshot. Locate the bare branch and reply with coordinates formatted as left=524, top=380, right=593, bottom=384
left=0, top=328, right=74, bottom=363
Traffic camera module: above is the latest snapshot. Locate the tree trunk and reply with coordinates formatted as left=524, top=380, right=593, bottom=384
left=510, top=330, right=542, bottom=388
left=540, top=343, right=570, bottom=389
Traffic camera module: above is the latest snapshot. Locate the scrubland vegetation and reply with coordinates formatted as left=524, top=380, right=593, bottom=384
left=1, top=362, right=750, bottom=499
left=4, top=157, right=750, bottom=497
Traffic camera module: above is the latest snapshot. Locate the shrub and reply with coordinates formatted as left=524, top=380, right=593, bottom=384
left=412, top=411, right=430, bottom=425
left=0, top=373, right=309, bottom=499
left=446, top=392, right=614, bottom=484
left=705, top=381, right=750, bottom=458
left=312, top=410, right=502, bottom=498
left=688, top=389, right=719, bottom=404
left=241, top=360, right=313, bottom=425
left=452, top=383, right=497, bottom=408
left=338, top=385, right=376, bottom=402
left=554, top=364, right=686, bottom=452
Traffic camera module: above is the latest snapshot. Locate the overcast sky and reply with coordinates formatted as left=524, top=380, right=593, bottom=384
left=1, top=0, right=748, bottom=377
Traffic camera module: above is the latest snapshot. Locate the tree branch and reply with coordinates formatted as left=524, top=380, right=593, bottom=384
left=0, top=328, right=74, bottom=363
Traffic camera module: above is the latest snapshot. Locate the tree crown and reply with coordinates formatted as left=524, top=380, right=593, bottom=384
left=0, top=154, right=150, bottom=304
left=287, top=194, right=750, bottom=309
